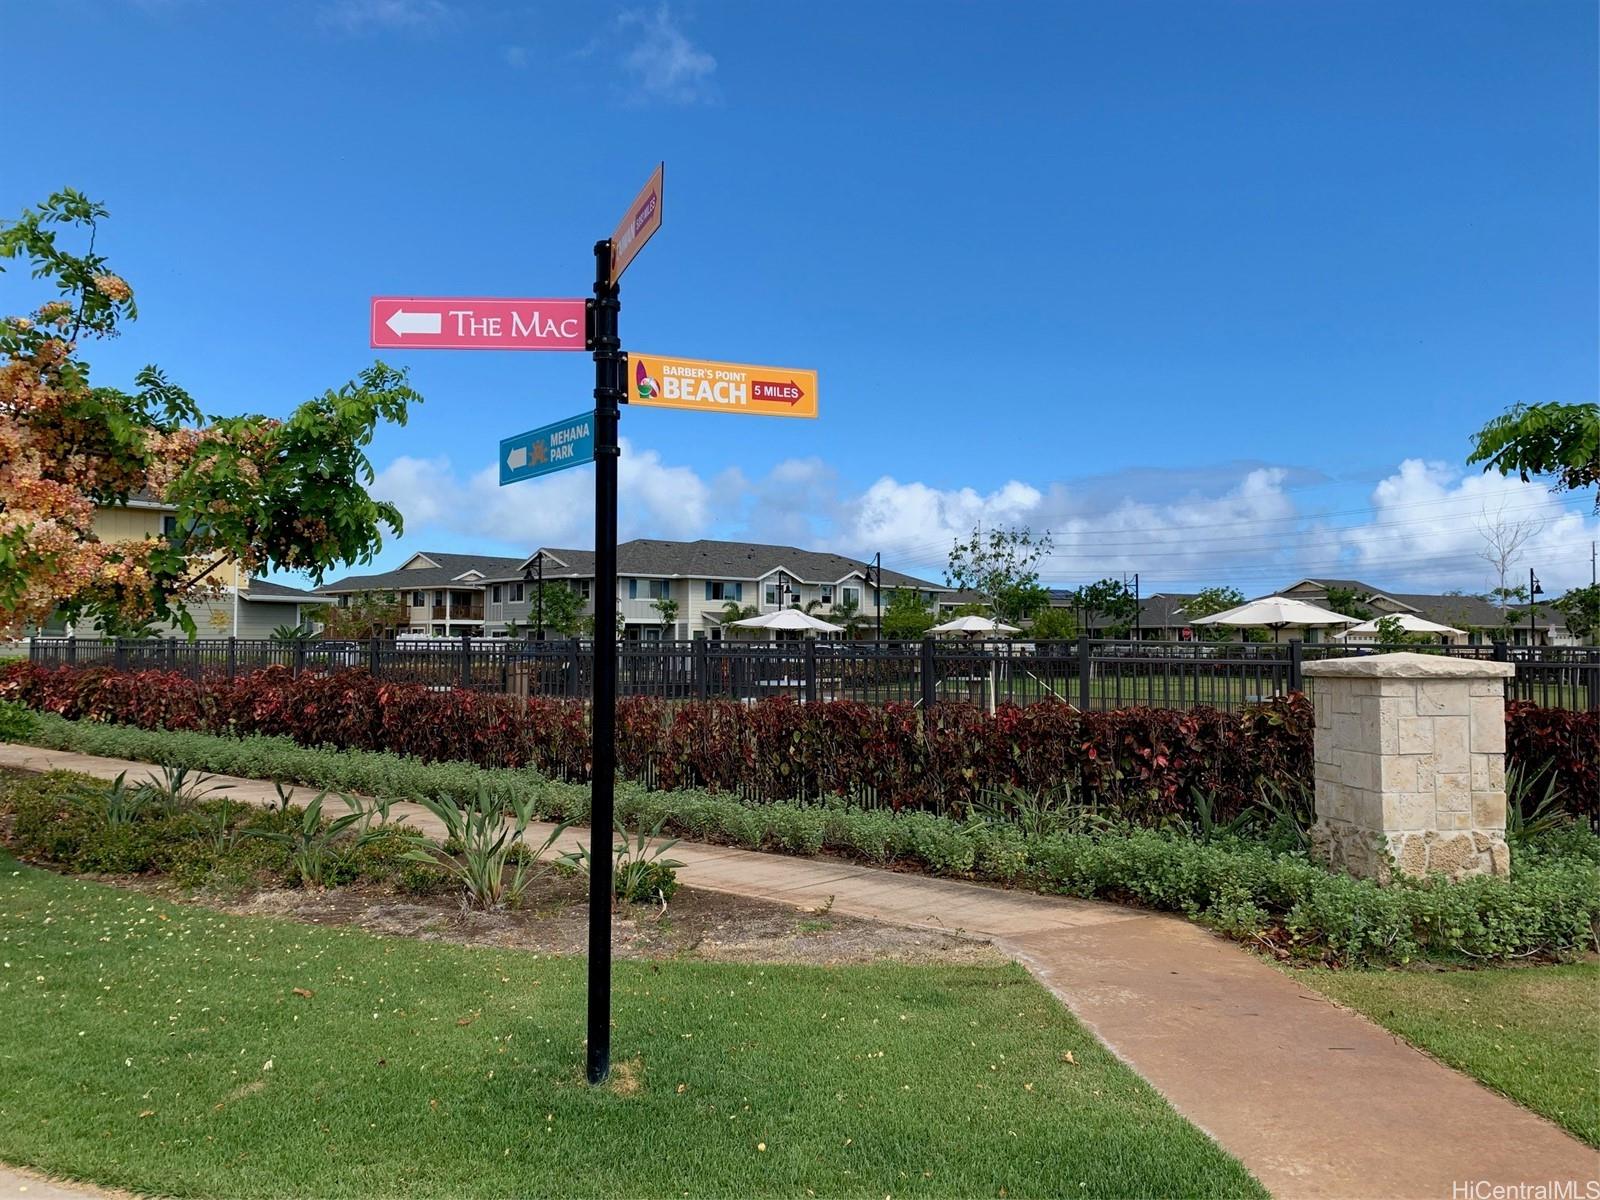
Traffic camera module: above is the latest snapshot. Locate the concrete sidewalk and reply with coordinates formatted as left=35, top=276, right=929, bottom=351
left=2, top=743, right=1596, bottom=1200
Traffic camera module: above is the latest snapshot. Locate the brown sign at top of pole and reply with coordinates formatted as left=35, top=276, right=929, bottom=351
left=610, top=162, right=664, bottom=286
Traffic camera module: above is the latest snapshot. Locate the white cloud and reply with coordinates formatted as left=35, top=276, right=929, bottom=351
left=318, top=0, right=453, bottom=34
left=1340, top=459, right=1597, bottom=594
left=615, top=5, right=716, bottom=105
left=368, top=447, right=1600, bottom=595
left=372, top=438, right=710, bottom=551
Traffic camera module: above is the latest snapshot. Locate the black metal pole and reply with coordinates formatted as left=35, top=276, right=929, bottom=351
left=1528, top=568, right=1537, bottom=647
left=537, top=554, right=545, bottom=640
left=587, top=238, right=623, bottom=1085
left=874, top=552, right=882, bottom=641
left=1133, top=572, right=1141, bottom=642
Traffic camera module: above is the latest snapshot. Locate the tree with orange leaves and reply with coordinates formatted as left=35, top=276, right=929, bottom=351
left=1, top=189, right=420, bottom=636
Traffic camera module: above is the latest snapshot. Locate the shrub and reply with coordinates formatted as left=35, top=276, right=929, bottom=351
left=1505, top=703, right=1597, bottom=824
left=0, top=700, right=36, bottom=741
left=2, top=661, right=1324, bottom=825
left=403, top=784, right=567, bottom=910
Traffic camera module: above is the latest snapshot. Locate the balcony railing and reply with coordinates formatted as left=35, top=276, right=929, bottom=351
left=430, top=604, right=485, bottom=621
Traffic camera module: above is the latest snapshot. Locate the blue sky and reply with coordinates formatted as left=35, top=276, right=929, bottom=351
left=3, top=0, right=1597, bottom=593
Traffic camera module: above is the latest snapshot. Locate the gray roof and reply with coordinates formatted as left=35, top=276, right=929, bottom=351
left=242, top=579, right=318, bottom=603
left=318, top=552, right=525, bottom=594
left=1056, top=591, right=1199, bottom=631
left=496, top=539, right=943, bottom=590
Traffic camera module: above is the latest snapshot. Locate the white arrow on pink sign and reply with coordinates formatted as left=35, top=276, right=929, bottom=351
left=369, top=297, right=588, bottom=351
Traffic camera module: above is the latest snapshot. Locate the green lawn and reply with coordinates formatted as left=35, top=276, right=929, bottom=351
left=0, top=855, right=1263, bottom=1199
left=1297, top=963, right=1600, bottom=1147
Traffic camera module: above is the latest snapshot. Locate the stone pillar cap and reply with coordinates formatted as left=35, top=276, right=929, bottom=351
left=1301, top=651, right=1515, bottom=679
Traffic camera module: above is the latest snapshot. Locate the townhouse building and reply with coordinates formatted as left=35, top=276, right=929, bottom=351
left=316, top=541, right=951, bottom=639
left=43, top=493, right=318, bottom=638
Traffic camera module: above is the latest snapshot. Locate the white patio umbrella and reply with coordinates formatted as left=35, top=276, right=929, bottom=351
left=1333, top=613, right=1467, bottom=642
left=1189, top=595, right=1362, bottom=642
left=927, top=615, right=1022, bottom=637
left=730, top=608, right=843, bottom=637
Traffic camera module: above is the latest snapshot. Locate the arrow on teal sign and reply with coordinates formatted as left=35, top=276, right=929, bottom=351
left=499, top=411, right=596, bottom=485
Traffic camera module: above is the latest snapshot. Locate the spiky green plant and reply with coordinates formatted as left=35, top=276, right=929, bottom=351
left=403, top=784, right=567, bottom=910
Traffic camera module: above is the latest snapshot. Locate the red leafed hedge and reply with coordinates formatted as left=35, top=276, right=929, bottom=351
left=1506, top=701, right=1599, bottom=823
left=4, top=661, right=1589, bottom=822
left=1, top=661, right=1318, bottom=818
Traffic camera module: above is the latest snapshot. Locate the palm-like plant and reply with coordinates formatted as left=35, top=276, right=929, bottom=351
left=832, top=596, right=867, bottom=638
left=718, top=600, right=759, bottom=624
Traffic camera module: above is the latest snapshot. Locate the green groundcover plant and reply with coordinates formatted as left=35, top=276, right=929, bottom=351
left=6, top=713, right=1598, bottom=966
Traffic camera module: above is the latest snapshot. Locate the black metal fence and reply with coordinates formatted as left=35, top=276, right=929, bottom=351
left=24, top=634, right=1600, bottom=712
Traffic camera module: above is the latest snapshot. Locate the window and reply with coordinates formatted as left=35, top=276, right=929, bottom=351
left=410, top=591, right=424, bottom=607
left=820, top=584, right=834, bottom=603
left=161, top=515, right=179, bottom=537
left=434, top=591, right=445, bottom=605
left=574, top=580, right=591, bottom=599
left=490, top=585, right=502, bottom=604
left=706, top=580, right=735, bottom=601
left=842, top=586, right=860, bottom=607
left=764, top=584, right=779, bottom=606
left=509, top=582, right=524, bottom=603
left=629, top=579, right=669, bottom=600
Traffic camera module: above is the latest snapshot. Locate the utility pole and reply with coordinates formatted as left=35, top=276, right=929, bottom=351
left=1133, top=572, right=1141, bottom=642
left=586, top=237, right=623, bottom=1086
left=873, top=552, right=882, bottom=640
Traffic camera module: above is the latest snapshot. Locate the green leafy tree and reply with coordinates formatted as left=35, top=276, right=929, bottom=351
left=1374, top=614, right=1430, bottom=647
left=539, top=583, right=585, bottom=637
left=1322, top=587, right=1374, bottom=620
left=881, top=588, right=935, bottom=639
left=1469, top=401, right=1600, bottom=511
left=0, top=190, right=420, bottom=638
left=650, top=596, right=680, bottom=628
left=1028, top=606, right=1077, bottom=640
left=945, top=525, right=1053, bottom=623
left=1551, top=584, right=1600, bottom=643
left=1182, top=586, right=1245, bottom=641
left=308, top=591, right=406, bottom=639
left=1077, top=578, right=1139, bottom=638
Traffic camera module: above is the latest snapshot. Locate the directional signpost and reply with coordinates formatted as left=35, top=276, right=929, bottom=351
left=631, top=353, right=819, bottom=419
left=373, top=161, right=818, bottom=1087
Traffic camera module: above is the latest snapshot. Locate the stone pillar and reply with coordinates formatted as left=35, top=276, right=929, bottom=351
left=1301, top=652, right=1516, bottom=883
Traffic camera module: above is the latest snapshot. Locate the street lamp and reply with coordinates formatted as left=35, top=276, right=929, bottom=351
left=524, top=553, right=545, bottom=641
left=1528, top=568, right=1543, bottom=647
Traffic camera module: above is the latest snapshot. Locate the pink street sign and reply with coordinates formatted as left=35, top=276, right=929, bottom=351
left=369, top=297, right=588, bottom=351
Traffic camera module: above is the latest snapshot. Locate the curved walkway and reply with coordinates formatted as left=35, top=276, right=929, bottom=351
left=2, top=743, right=1596, bottom=1200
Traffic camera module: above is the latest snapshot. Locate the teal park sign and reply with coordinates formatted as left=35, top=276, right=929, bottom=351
left=499, top=410, right=596, bottom=485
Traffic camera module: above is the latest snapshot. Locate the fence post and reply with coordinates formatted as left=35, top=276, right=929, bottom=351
left=1077, top=636, right=1092, bottom=710
left=1588, top=650, right=1598, bottom=715
left=1288, top=637, right=1303, bottom=694
left=920, top=636, right=937, bottom=709
left=368, top=635, right=381, bottom=680
left=226, top=636, right=237, bottom=680
left=459, top=629, right=472, bottom=690
left=113, top=637, right=127, bottom=672
left=694, top=637, right=709, bottom=700
left=65, top=635, right=77, bottom=667
left=568, top=637, right=582, bottom=698
left=804, top=639, right=818, bottom=704
left=292, top=640, right=306, bottom=678
left=1492, top=640, right=1509, bottom=663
